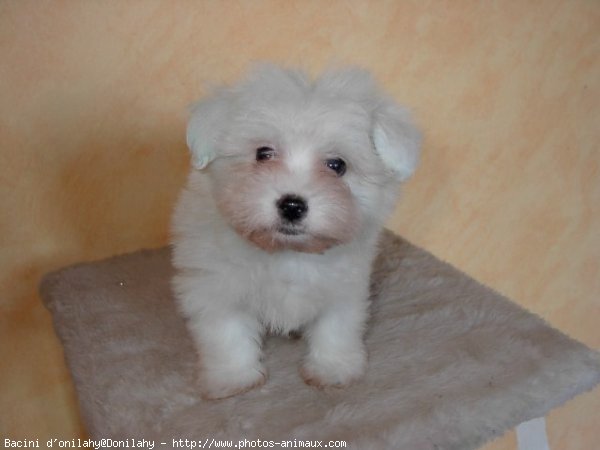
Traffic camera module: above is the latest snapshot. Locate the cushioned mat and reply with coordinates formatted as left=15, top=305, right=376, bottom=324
left=40, top=231, right=600, bottom=449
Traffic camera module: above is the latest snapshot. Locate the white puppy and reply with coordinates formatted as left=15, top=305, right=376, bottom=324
left=171, top=65, right=420, bottom=399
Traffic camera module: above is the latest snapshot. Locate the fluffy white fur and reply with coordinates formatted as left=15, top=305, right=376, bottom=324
left=171, top=65, right=421, bottom=399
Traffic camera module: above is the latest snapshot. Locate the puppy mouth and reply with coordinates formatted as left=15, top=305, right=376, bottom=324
left=277, top=224, right=305, bottom=236
left=244, top=226, right=342, bottom=254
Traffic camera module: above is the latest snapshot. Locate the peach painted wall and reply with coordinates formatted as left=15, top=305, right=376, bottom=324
left=1, top=1, right=598, bottom=448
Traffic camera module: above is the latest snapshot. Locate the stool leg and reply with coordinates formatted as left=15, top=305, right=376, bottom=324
left=516, top=417, right=550, bottom=450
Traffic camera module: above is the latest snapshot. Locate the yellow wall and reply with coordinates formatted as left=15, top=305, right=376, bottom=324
left=1, top=1, right=598, bottom=448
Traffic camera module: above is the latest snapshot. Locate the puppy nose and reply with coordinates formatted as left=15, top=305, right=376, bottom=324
left=277, top=194, right=308, bottom=223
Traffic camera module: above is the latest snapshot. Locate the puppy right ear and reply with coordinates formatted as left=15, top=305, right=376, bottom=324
left=372, top=102, right=421, bottom=182
left=186, top=92, right=230, bottom=170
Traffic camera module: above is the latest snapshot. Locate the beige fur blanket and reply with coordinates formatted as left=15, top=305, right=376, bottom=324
left=40, top=231, right=600, bottom=449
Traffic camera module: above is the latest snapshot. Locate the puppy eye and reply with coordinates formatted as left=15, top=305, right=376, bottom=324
left=256, top=146, right=276, bottom=162
left=325, top=158, right=346, bottom=176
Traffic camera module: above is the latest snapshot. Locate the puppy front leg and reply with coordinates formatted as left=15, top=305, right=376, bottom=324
left=301, top=300, right=368, bottom=388
left=187, top=310, right=266, bottom=400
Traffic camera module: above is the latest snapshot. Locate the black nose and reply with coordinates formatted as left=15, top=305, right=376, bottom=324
left=277, top=194, right=308, bottom=223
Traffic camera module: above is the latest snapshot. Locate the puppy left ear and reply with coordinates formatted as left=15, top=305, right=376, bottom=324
left=372, top=103, right=421, bottom=181
left=186, top=91, right=230, bottom=170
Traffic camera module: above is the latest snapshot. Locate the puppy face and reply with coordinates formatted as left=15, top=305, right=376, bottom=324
left=187, top=66, right=420, bottom=253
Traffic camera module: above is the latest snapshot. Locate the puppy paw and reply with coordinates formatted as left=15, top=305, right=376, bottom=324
left=201, top=365, right=267, bottom=400
left=300, top=350, right=366, bottom=389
